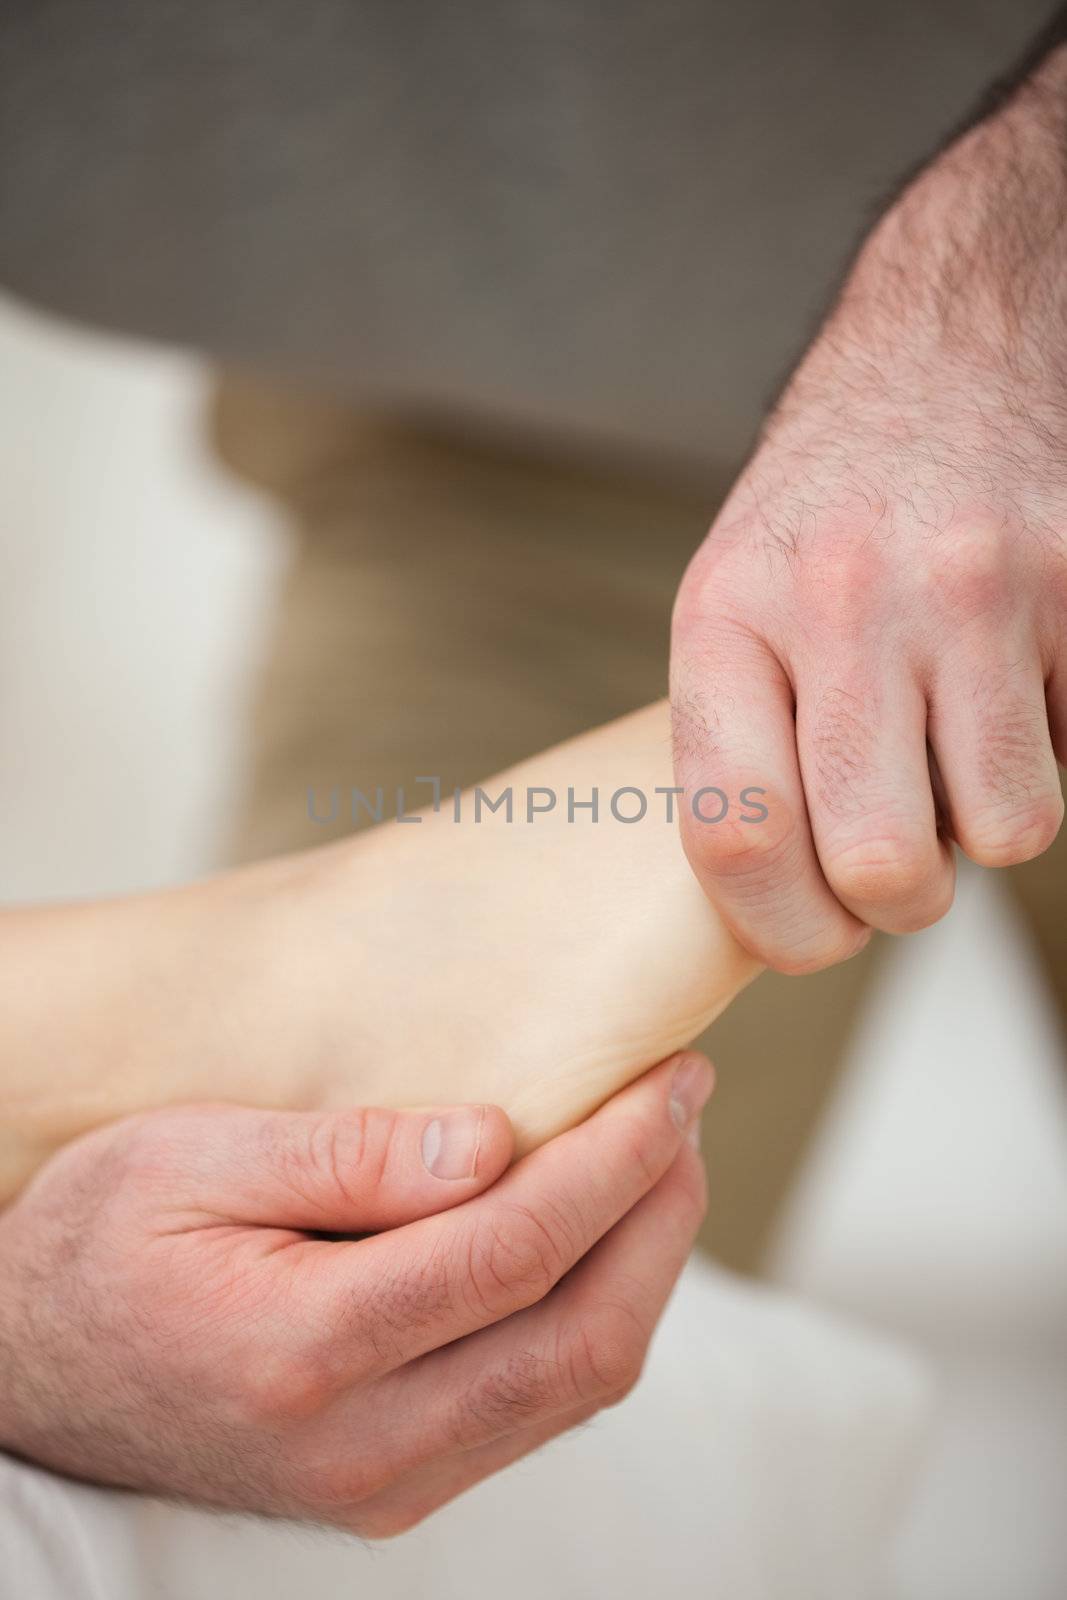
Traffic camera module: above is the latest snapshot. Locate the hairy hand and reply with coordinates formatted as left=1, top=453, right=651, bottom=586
left=0, top=1054, right=710, bottom=1536
left=672, top=52, right=1067, bottom=970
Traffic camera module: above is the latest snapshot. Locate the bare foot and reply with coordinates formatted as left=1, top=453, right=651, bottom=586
left=0, top=702, right=760, bottom=1196
left=301, top=700, right=759, bottom=1151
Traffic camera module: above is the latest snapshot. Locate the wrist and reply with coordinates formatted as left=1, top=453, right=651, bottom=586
left=765, top=47, right=1067, bottom=477
left=839, top=44, right=1067, bottom=377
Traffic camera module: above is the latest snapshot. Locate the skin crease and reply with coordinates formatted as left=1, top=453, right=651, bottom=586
left=0, top=1053, right=714, bottom=1530
left=5, top=23, right=1067, bottom=1539
left=671, top=43, right=1067, bottom=975
left=0, top=700, right=760, bottom=1203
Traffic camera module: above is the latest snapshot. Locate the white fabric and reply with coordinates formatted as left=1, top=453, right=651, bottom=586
left=0, top=1257, right=931, bottom=1600
left=770, top=867, right=1067, bottom=1599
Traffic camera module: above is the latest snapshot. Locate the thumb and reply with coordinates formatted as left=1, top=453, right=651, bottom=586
left=147, top=1101, right=514, bottom=1232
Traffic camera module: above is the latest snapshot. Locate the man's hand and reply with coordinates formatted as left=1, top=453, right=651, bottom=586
left=0, top=1053, right=711, bottom=1536
left=671, top=41, right=1067, bottom=972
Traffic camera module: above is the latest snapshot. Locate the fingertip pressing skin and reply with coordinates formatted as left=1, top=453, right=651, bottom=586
left=314, top=1049, right=717, bottom=1378
left=307, top=703, right=759, bottom=1155
left=419, top=1103, right=513, bottom=1184
left=670, top=638, right=867, bottom=973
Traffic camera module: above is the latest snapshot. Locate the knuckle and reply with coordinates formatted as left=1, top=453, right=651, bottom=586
left=824, top=835, right=938, bottom=908
left=670, top=569, right=709, bottom=637
left=463, top=1203, right=571, bottom=1317
left=671, top=542, right=737, bottom=630
left=565, top=1303, right=649, bottom=1405
left=238, top=1350, right=337, bottom=1427
left=922, top=523, right=1009, bottom=622
left=682, top=801, right=798, bottom=883
left=801, top=544, right=877, bottom=611
left=238, top=1355, right=331, bottom=1424
left=608, top=1114, right=664, bottom=1191
left=881, top=886, right=954, bottom=934
left=287, top=1110, right=377, bottom=1215
left=350, top=1499, right=428, bottom=1541
left=961, top=794, right=1064, bottom=865
left=772, top=921, right=871, bottom=977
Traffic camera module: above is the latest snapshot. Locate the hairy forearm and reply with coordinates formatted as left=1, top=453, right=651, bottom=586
left=674, top=24, right=1067, bottom=973
left=844, top=42, right=1067, bottom=369
left=751, top=39, right=1067, bottom=529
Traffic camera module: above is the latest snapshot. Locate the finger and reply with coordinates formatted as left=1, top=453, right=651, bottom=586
left=346, top=1401, right=602, bottom=1538
left=357, top=1136, right=707, bottom=1479
left=136, top=1101, right=514, bottom=1232
left=929, top=648, right=1063, bottom=866
left=1045, top=659, right=1067, bottom=767
left=670, top=618, right=868, bottom=972
left=309, top=1052, right=714, bottom=1378
left=797, top=664, right=955, bottom=933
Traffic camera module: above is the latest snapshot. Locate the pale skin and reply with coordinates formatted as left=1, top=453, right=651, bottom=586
left=672, top=40, right=1067, bottom=971
left=6, top=19, right=1067, bottom=1540
left=0, top=702, right=751, bottom=1526
left=0, top=701, right=758, bottom=1202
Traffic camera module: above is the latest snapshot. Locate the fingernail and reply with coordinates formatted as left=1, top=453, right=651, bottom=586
left=422, top=1107, right=485, bottom=1180
left=686, top=1117, right=702, bottom=1149
left=670, top=1057, right=712, bottom=1130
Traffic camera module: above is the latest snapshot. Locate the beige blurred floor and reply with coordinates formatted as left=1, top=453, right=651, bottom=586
left=2, top=296, right=1066, bottom=1596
